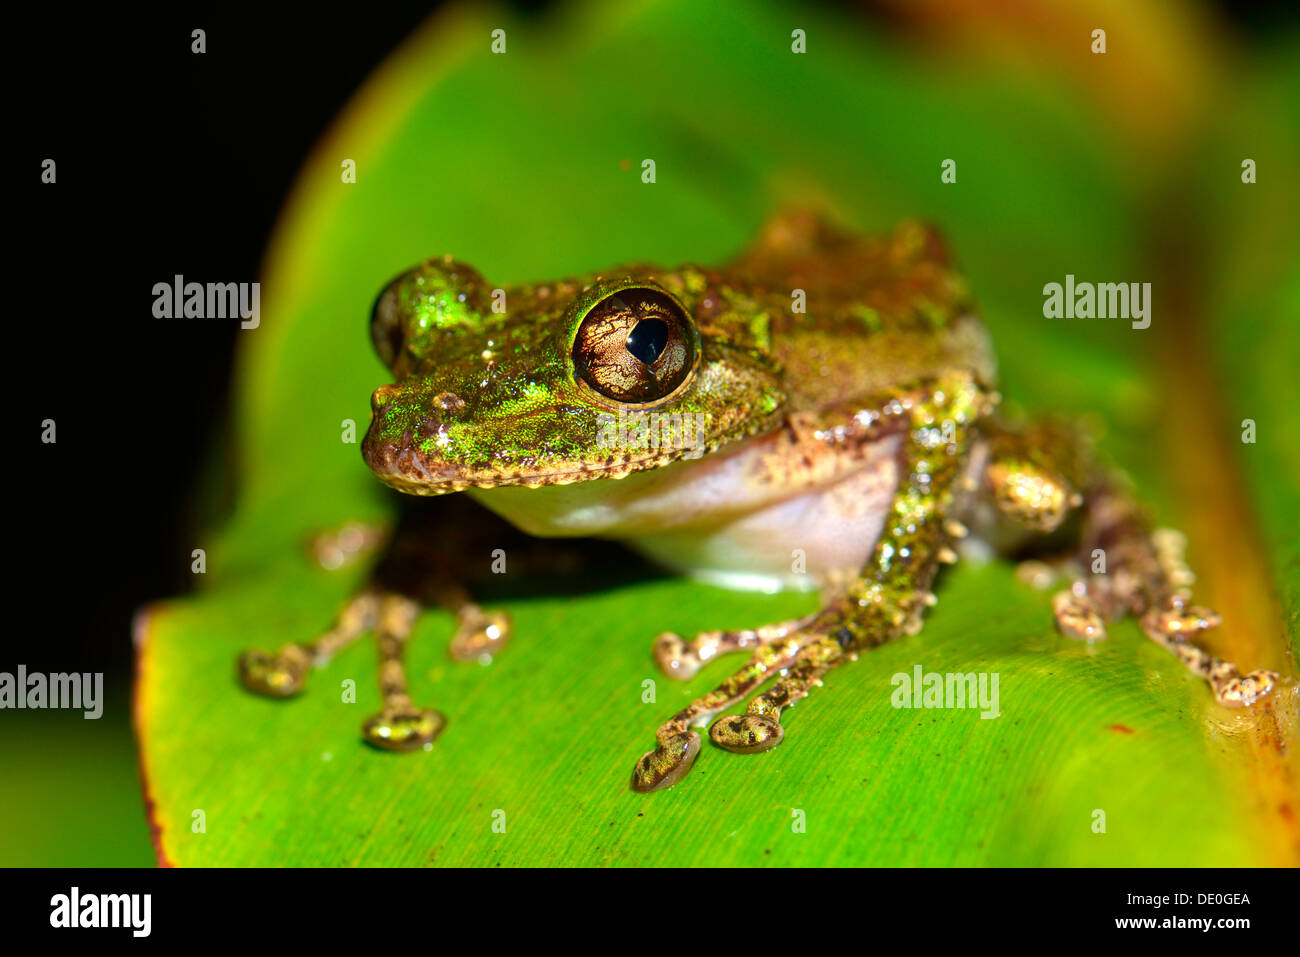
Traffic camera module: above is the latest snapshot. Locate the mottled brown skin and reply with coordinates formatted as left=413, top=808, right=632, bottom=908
left=236, top=209, right=1278, bottom=784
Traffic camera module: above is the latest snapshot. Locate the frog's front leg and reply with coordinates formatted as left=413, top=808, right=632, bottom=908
left=237, top=582, right=499, bottom=750
left=238, top=588, right=379, bottom=698
left=631, top=376, right=984, bottom=791
left=237, top=501, right=513, bottom=751
left=361, top=592, right=445, bottom=749
left=652, top=613, right=820, bottom=680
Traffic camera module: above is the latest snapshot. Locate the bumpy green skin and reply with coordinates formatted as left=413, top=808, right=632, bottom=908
left=362, top=211, right=992, bottom=494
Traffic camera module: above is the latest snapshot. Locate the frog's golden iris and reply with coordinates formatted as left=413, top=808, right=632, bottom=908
left=571, top=287, right=696, bottom=404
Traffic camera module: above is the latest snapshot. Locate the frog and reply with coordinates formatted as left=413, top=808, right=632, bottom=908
left=237, top=209, right=1279, bottom=792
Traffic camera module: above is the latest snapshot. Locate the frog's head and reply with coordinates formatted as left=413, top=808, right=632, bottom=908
left=361, top=257, right=786, bottom=495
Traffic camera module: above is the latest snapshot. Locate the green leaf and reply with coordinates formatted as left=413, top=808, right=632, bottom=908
left=137, top=0, right=1299, bottom=866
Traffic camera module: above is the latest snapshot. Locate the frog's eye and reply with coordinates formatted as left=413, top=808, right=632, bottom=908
left=572, top=287, right=696, bottom=404
left=370, top=287, right=406, bottom=369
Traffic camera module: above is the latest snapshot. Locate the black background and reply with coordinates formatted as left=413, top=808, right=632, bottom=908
left=4, top=865, right=1289, bottom=941
left=17, top=3, right=466, bottom=696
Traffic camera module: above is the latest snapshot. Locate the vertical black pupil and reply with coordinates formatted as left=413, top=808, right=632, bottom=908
left=626, top=316, right=669, bottom=365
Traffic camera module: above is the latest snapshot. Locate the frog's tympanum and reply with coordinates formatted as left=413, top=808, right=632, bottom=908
left=238, top=211, right=1278, bottom=791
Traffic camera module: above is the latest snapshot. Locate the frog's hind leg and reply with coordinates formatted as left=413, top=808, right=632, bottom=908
left=1049, top=478, right=1276, bottom=707
left=982, top=419, right=1277, bottom=707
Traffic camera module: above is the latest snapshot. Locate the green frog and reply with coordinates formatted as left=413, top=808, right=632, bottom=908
left=237, top=210, right=1278, bottom=792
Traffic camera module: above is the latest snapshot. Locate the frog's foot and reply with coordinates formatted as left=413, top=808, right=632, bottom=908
left=629, top=730, right=702, bottom=792
left=239, top=591, right=379, bottom=697
left=632, top=629, right=850, bottom=791
left=362, top=701, right=445, bottom=751
left=309, top=521, right=387, bottom=571
left=424, top=582, right=511, bottom=664
left=238, top=643, right=313, bottom=697
left=447, top=604, right=511, bottom=664
left=1015, top=554, right=1082, bottom=591
left=1213, top=671, right=1279, bottom=708
left=709, top=637, right=843, bottom=753
left=1139, top=598, right=1278, bottom=707
left=239, top=590, right=450, bottom=750
left=1051, top=587, right=1107, bottom=643
left=1051, top=484, right=1279, bottom=707
left=985, top=420, right=1280, bottom=710
left=652, top=613, right=817, bottom=681
left=362, top=594, right=447, bottom=751
left=631, top=632, right=812, bottom=791
left=634, top=374, right=986, bottom=791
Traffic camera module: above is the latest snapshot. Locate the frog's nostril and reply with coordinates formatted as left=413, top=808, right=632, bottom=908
left=371, top=384, right=399, bottom=412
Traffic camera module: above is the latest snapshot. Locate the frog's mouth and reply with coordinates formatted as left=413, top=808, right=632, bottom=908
left=361, top=416, right=726, bottom=496
left=361, top=366, right=786, bottom=496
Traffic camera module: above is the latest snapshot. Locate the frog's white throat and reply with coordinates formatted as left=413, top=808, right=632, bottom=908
left=468, top=426, right=907, bottom=593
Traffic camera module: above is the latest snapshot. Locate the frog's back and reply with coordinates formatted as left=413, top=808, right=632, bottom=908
left=662, top=210, right=996, bottom=411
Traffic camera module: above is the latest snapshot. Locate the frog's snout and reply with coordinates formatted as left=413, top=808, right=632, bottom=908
left=362, top=418, right=447, bottom=493
left=362, top=384, right=474, bottom=493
